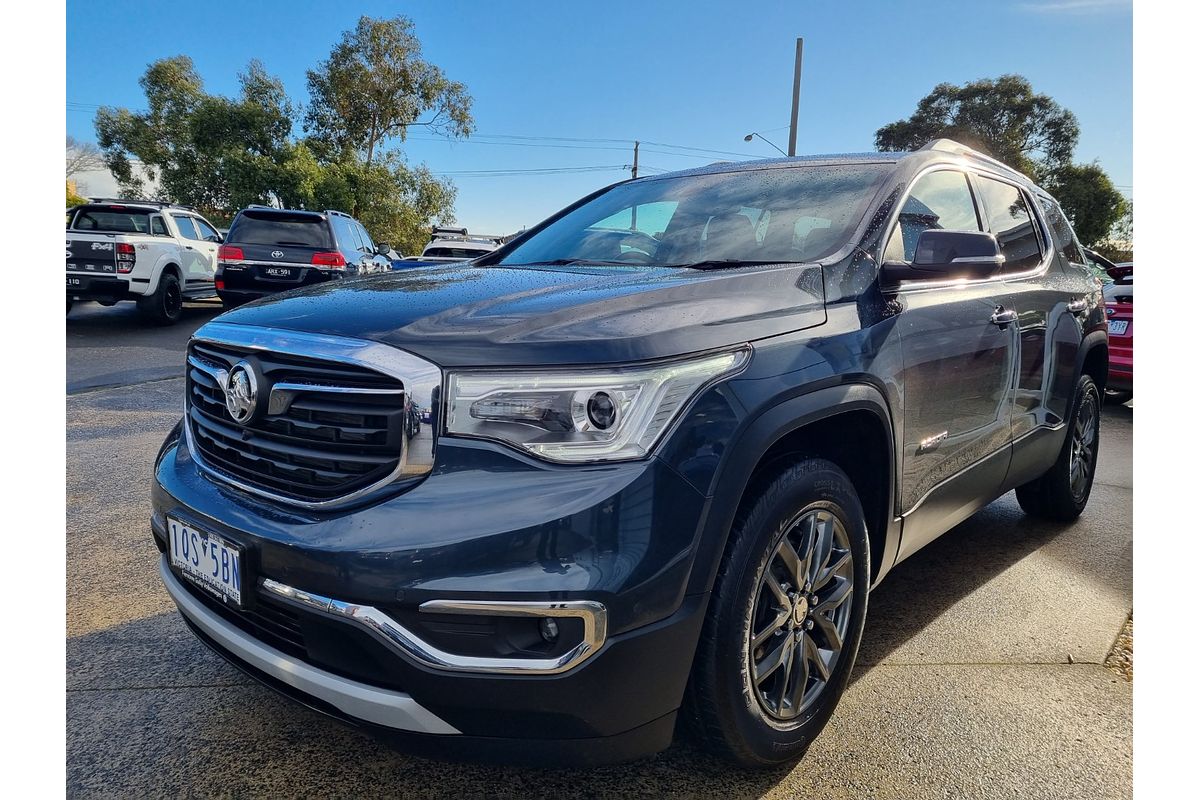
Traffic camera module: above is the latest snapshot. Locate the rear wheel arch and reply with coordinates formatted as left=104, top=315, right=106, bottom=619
left=688, top=382, right=898, bottom=597
left=1079, top=332, right=1109, bottom=394
left=147, top=261, right=182, bottom=294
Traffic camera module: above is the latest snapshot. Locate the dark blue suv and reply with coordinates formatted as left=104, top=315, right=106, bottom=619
left=151, top=140, right=1107, bottom=767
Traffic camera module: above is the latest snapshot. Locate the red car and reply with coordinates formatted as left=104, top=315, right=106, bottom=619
left=1094, top=253, right=1132, bottom=403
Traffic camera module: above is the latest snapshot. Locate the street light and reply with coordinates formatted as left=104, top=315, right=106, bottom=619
left=743, top=132, right=787, bottom=157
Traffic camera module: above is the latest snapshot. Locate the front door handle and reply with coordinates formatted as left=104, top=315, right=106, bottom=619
left=1067, top=298, right=1087, bottom=314
left=990, top=307, right=1018, bottom=327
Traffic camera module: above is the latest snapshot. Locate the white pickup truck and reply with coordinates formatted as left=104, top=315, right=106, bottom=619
left=66, top=200, right=226, bottom=324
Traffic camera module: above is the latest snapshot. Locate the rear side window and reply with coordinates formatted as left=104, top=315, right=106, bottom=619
left=151, top=217, right=168, bottom=236
left=172, top=215, right=200, bottom=240
left=227, top=212, right=332, bottom=249
left=1038, top=198, right=1085, bottom=265
left=355, top=221, right=375, bottom=252
left=72, top=208, right=152, bottom=234
left=884, top=170, right=981, bottom=262
left=329, top=215, right=360, bottom=253
left=975, top=177, right=1043, bottom=273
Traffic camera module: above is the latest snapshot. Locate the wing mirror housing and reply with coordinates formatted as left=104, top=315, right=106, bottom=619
left=882, top=230, right=1004, bottom=283
left=376, top=243, right=391, bottom=256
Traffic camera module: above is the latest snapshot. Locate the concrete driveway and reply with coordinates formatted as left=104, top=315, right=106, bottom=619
left=66, top=319, right=1132, bottom=798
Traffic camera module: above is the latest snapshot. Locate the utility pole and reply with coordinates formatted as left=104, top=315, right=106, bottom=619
left=631, top=140, right=640, bottom=230
left=787, top=38, right=803, bottom=157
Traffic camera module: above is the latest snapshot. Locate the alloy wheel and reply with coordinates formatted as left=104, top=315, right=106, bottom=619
left=748, top=508, right=854, bottom=721
left=1069, top=391, right=1098, bottom=500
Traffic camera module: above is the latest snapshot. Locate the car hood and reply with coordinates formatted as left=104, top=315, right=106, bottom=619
left=215, top=262, right=826, bottom=367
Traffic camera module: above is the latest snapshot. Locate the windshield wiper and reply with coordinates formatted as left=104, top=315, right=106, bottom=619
left=670, top=259, right=800, bottom=271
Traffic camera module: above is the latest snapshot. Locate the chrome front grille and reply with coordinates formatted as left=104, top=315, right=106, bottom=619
left=183, top=323, right=441, bottom=508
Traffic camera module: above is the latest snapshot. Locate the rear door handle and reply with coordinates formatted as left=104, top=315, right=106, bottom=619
left=184, top=245, right=194, bottom=250
left=1067, top=298, right=1087, bottom=314
left=990, top=307, right=1018, bottom=326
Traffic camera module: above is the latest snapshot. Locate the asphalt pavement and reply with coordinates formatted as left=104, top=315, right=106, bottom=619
left=66, top=300, right=225, bottom=394
left=65, top=307, right=1132, bottom=799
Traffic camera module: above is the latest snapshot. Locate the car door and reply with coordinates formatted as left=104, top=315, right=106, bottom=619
left=354, top=220, right=390, bottom=273
left=170, top=214, right=208, bottom=288
left=989, top=188, right=1088, bottom=490
left=189, top=216, right=222, bottom=286
left=887, top=168, right=1019, bottom=560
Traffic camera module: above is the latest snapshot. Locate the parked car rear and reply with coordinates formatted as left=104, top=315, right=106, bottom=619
left=216, top=207, right=392, bottom=306
left=1102, top=259, right=1133, bottom=402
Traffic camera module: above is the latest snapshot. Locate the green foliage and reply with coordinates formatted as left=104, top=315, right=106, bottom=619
left=93, top=14, right=466, bottom=251
left=876, top=74, right=1127, bottom=254
left=875, top=75, right=1079, bottom=176
left=305, top=15, right=473, bottom=165
left=1040, top=162, right=1126, bottom=247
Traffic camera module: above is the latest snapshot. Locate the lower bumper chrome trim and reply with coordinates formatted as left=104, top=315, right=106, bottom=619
left=159, top=557, right=459, bottom=735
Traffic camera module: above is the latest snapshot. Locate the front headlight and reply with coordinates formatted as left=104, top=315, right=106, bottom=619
left=445, top=348, right=750, bottom=463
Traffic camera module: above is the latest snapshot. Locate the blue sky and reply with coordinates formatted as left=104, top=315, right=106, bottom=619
left=66, top=0, right=1132, bottom=236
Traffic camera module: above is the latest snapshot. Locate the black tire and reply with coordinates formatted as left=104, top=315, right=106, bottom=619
left=687, top=458, right=870, bottom=768
left=1016, top=374, right=1100, bottom=521
left=138, top=272, right=184, bottom=325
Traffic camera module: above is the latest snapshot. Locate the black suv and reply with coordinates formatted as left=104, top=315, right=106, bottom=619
left=152, top=140, right=1106, bottom=768
left=216, top=206, right=393, bottom=306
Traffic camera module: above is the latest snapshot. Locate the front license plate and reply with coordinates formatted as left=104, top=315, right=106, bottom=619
left=168, top=517, right=243, bottom=606
left=1108, top=320, right=1128, bottom=336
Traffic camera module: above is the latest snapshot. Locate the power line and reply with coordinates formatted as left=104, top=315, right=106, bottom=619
left=433, top=165, right=628, bottom=178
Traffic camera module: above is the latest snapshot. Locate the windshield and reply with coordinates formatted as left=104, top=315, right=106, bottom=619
left=498, top=163, right=890, bottom=268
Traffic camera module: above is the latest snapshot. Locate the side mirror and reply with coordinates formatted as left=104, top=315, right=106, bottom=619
left=375, top=243, right=390, bottom=255
left=883, top=230, right=1004, bottom=283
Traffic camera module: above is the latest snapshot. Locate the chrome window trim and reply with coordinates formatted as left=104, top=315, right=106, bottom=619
left=261, top=579, right=608, bottom=675
left=159, top=558, right=460, bottom=734
left=881, top=160, right=1055, bottom=294
left=183, top=321, right=442, bottom=510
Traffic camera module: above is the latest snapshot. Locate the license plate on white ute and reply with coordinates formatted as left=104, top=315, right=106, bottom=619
left=168, top=517, right=243, bottom=605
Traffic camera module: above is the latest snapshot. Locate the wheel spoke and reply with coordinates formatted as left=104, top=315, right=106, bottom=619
left=775, top=536, right=807, bottom=591
left=804, top=632, right=831, bottom=682
left=774, top=637, right=796, bottom=710
left=752, top=608, right=790, bottom=649
left=812, top=607, right=844, bottom=651
left=787, top=634, right=811, bottom=710
left=765, top=573, right=789, bottom=607
left=815, top=548, right=851, bottom=592
left=807, top=513, right=834, bottom=585
left=815, top=577, right=851, bottom=615
left=754, top=635, right=792, bottom=685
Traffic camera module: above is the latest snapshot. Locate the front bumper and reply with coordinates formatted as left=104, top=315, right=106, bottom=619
left=153, top=428, right=713, bottom=762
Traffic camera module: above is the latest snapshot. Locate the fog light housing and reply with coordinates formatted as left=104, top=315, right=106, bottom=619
left=539, top=617, right=560, bottom=643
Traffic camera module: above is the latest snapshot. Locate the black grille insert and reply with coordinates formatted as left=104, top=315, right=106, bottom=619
left=186, top=340, right=407, bottom=502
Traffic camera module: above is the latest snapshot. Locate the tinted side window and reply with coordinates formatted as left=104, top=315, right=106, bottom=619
left=193, top=217, right=219, bottom=242
left=172, top=215, right=200, bottom=240
left=1038, top=197, right=1085, bottom=265
left=355, top=221, right=375, bottom=252
left=884, top=170, right=981, bottom=262
left=151, top=216, right=168, bottom=236
left=975, top=177, right=1043, bottom=273
left=330, top=215, right=359, bottom=254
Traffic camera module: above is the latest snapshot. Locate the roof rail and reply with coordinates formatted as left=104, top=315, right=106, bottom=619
left=88, top=198, right=196, bottom=211
left=918, top=139, right=1025, bottom=178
